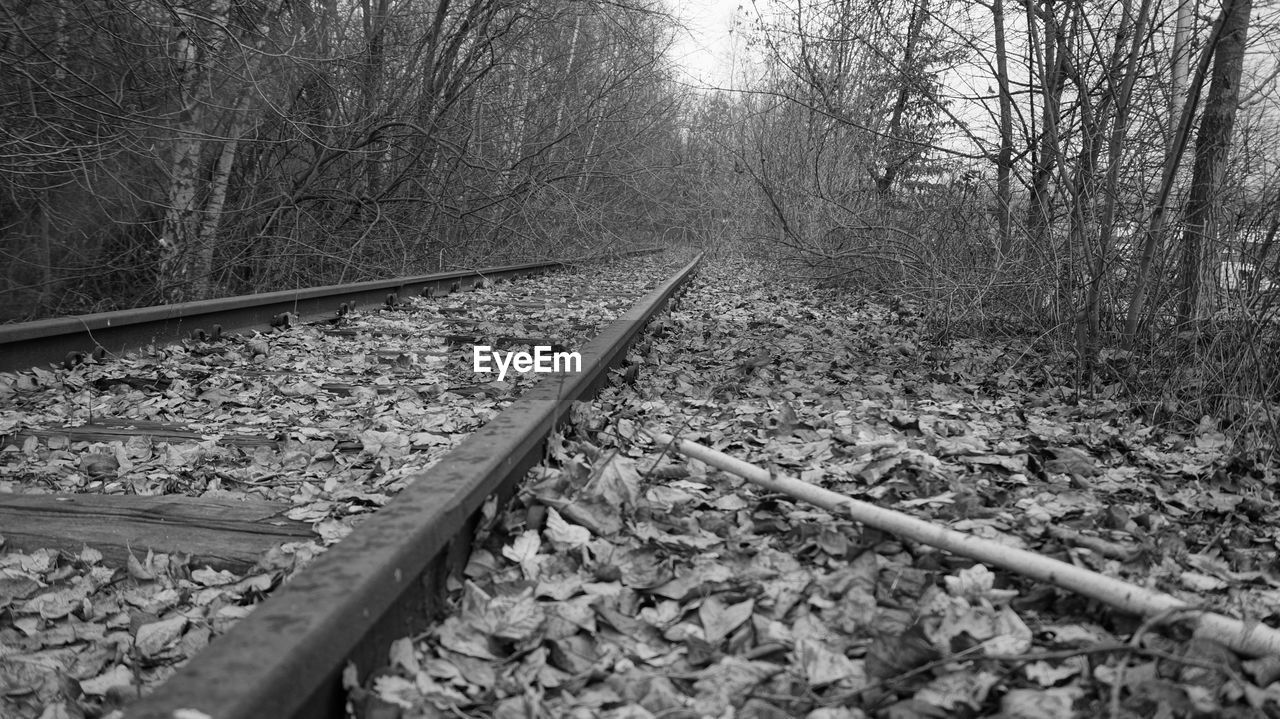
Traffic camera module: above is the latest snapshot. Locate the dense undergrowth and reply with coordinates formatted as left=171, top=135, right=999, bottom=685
left=703, top=236, right=1280, bottom=461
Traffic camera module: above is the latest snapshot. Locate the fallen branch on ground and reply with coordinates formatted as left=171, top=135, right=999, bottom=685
left=645, top=429, right=1280, bottom=658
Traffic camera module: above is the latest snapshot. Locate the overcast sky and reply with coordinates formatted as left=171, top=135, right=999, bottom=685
left=667, top=0, right=742, bottom=88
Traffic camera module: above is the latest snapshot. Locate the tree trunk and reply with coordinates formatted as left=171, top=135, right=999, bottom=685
left=874, top=0, right=929, bottom=196
left=552, top=11, right=584, bottom=156
left=1023, top=0, right=1067, bottom=256
left=36, top=201, right=53, bottom=315
left=576, top=43, right=623, bottom=195
left=1122, top=2, right=1229, bottom=344
left=1089, top=0, right=1153, bottom=340
left=159, top=20, right=209, bottom=302
left=362, top=0, right=390, bottom=199
left=992, top=0, right=1014, bottom=257
left=192, top=91, right=254, bottom=300
left=1178, top=0, right=1251, bottom=328
left=1170, top=0, right=1194, bottom=140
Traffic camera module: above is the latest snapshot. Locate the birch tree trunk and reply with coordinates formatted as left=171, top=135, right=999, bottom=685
left=576, top=42, right=623, bottom=196
left=1170, top=0, right=1194, bottom=140
left=36, top=202, right=53, bottom=314
left=191, top=91, right=254, bottom=300
left=158, top=7, right=217, bottom=302
left=552, top=11, right=584, bottom=155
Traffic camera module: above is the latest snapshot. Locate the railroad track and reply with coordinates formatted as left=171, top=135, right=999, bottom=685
left=0, top=250, right=702, bottom=719
left=0, top=249, right=660, bottom=374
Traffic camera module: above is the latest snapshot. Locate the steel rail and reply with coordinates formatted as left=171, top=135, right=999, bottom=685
left=127, top=253, right=702, bottom=719
left=0, top=249, right=659, bottom=373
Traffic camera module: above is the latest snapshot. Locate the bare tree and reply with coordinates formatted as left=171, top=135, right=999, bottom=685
left=1177, top=0, right=1252, bottom=328
left=1, top=0, right=687, bottom=318
left=990, top=0, right=1015, bottom=257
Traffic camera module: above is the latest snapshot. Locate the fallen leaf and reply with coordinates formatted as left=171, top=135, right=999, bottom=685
left=135, top=616, right=187, bottom=658
left=698, top=595, right=754, bottom=644
left=501, top=531, right=544, bottom=580
left=544, top=507, right=591, bottom=547
left=79, top=664, right=135, bottom=696
left=796, top=638, right=866, bottom=687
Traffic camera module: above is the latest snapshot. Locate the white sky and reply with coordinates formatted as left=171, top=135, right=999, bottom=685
left=667, top=0, right=743, bottom=88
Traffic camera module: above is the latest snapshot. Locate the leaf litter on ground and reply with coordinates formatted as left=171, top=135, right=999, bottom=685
left=0, top=253, right=693, bottom=719
left=361, top=257, right=1280, bottom=719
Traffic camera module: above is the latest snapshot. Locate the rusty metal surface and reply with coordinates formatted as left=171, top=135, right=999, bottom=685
left=126, top=253, right=701, bottom=719
left=0, top=249, right=660, bottom=373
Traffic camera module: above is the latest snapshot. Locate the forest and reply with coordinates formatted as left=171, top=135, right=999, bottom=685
left=2, top=0, right=1278, bottom=439
left=4, top=3, right=1280, bottom=716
